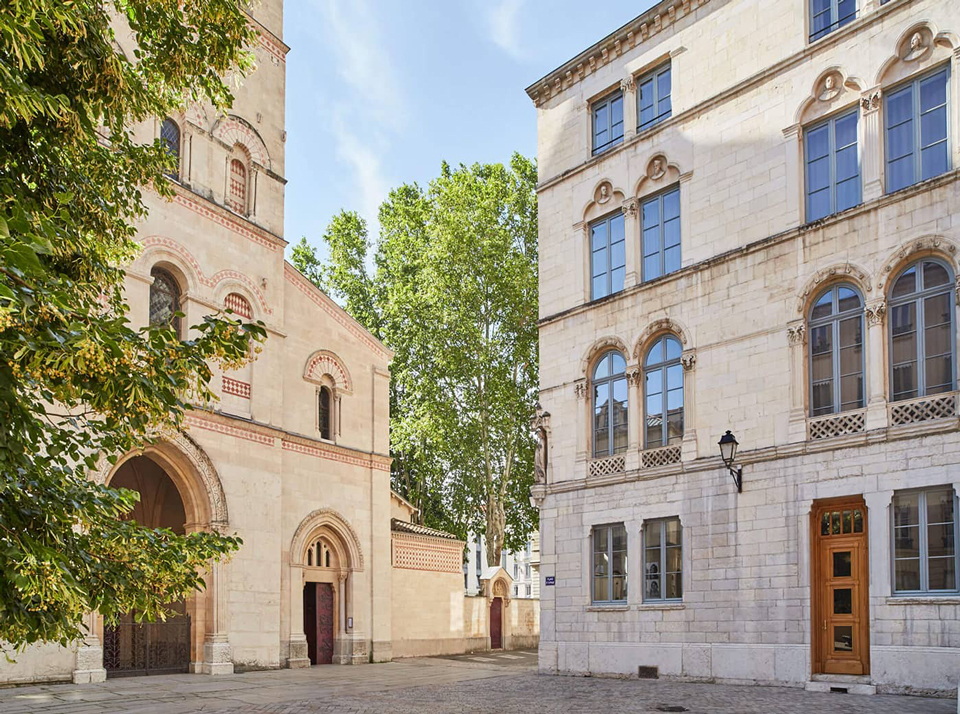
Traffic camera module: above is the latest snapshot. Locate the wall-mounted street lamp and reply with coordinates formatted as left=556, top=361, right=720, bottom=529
left=717, top=430, right=743, bottom=493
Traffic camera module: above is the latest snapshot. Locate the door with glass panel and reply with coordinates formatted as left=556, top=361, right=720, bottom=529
left=812, top=497, right=869, bottom=675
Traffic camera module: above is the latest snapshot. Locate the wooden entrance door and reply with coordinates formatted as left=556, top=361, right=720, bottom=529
left=490, top=597, right=503, bottom=649
left=812, top=497, right=869, bottom=675
left=303, top=582, right=335, bottom=665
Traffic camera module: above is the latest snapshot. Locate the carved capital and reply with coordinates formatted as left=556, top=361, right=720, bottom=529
left=620, top=76, right=635, bottom=93
left=787, top=323, right=806, bottom=345
left=626, top=369, right=641, bottom=386
left=860, top=90, right=881, bottom=114
left=622, top=198, right=638, bottom=218
left=865, top=301, right=886, bottom=327
left=680, top=351, right=697, bottom=372
left=574, top=381, right=588, bottom=400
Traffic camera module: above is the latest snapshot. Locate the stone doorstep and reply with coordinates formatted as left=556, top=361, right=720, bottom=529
left=805, top=674, right=876, bottom=696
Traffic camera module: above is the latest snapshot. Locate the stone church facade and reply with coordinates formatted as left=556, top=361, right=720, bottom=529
left=529, top=0, right=960, bottom=697
left=3, top=0, right=397, bottom=684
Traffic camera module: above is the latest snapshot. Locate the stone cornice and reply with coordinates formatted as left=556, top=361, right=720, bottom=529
left=185, top=409, right=393, bottom=470
left=166, top=181, right=287, bottom=251
left=538, top=168, right=960, bottom=329
left=540, top=415, right=960, bottom=499
left=283, top=263, right=394, bottom=362
left=533, top=0, right=911, bottom=190
left=525, top=0, right=707, bottom=106
left=244, top=12, right=290, bottom=64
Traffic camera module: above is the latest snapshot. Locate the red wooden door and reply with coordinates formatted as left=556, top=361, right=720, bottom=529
left=316, top=583, right=335, bottom=665
left=490, top=597, right=503, bottom=649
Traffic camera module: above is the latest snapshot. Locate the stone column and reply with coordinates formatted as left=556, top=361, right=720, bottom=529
left=287, top=567, right=310, bottom=668
left=621, top=76, right=637, bottom=142
left=860, top=88, right=883, bottom=202
left=573, top=222, right=586, bottom=304
left=681, top=350, right=698, bottom=461
left=626, top=367, right=641, bottom=472
left=787, top=321, right=807, bottom=443
left=72, top=611, right=107, bottom=684
left=201, top=559, right=234, bottom=675
left=865, top=491, right=893, bottom=599
left=782, top=125, right=803, bottom=227
left=622, top=198, right=638, bottom=287
left=574, top=380, right=588, bottom=462
left=865, top=301, right=888, bottom=431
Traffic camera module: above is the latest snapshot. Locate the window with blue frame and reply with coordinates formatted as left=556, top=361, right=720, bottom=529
left=885, top=66, right=950, bottom=194
left=592, top=91, right=624, bottom=155
left=637, top=63, right=672, bottom=131
left=805, top=110, right=860, bottom=222
left=892, top=487, right=958, bottom=595
left=641, top=187, right=681, bottom=282
left=809, top=0, right=856, bottom=42
left=590, top=212, right=625, bottom=300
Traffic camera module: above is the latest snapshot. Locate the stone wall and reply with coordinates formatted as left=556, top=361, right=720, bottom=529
left=532, top=0, right=960, bottom=697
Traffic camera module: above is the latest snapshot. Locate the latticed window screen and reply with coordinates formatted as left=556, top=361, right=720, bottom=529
left=149, top=267, right=181, bottom=338
left=224, top=292, right=252, bottom=319
left=228, top=158, right=247, bottom=214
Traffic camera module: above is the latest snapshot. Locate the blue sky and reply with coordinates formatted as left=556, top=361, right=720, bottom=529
left=282, top=0, right=658, bottom=258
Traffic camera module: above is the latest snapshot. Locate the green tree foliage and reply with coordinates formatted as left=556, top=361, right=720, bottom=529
left=292, top=155, right=538, bottom=565
left=0, top=0, right=264, bottom=648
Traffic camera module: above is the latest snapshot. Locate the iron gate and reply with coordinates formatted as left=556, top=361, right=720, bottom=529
left=103, top=613, right=191, bottom=677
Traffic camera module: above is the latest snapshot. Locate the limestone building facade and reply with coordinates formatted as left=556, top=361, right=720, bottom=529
left=2, top=0, right=397, bottom=685
left=528, top=0, right=960, bottom=696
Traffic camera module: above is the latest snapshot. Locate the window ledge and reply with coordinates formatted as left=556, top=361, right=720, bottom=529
left=587, top=604, right=629, bottom=612
left=886, top=596, right=960, bottom=605
left=637, top=602, right=684, bottom=611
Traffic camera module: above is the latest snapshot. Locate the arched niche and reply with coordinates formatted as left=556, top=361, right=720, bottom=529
left=876, top=23, right=959, bottom=90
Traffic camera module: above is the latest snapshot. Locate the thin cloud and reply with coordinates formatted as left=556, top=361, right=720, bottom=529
left=486, top=0, right=525, bottom=59
left=331, top=114, right=391, bottom=239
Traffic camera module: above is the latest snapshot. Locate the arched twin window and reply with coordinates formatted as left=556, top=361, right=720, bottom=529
left=160, top=118, right=181, bottom=180
left=644, top=336, right=683, bottom=448
left=149, top=267, right=182, bottom=338
left=808, top=284, right=864, bottom=416
left=592, top=351, right=627, bottom=457
left=319, top=386, right=333, bottom=441
left=889, top=259, right=955, bottom=401
left=591, top=337, right=686, bottom=458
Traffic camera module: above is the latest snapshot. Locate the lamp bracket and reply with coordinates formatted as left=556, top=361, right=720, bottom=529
left=727, top=465, right=742, bottom=493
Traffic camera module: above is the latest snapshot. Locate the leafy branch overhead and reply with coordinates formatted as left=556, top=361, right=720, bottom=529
left=292, top=154, right=539, bottom=565
left=0, top=0, right=264, bottom=647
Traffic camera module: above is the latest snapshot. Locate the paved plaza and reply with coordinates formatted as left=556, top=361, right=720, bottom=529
left=0, top=651, right=953, bottom=714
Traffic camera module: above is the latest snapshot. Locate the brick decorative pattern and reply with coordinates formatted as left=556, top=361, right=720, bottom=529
left=807, top=410, right=865, bottom=440
left=640, top=444, right=681, bottom=468
left=889, top=393, right=957, bottom=427
left=228, top=159, right=247, bottom=214
left=304, top=351, right=353, bottom=391
left=224, top=292, right=253, bottom=319
left=588, top=454, right=625, bottom=477
left=286, top=264, right=391, bottom=360
left=223, top=376, right=251, bottom=399
left=139, top=236, right=272, bottom=315
left=211, top=117, right=269, bottom=168
left=391, top=532, right=463, bottom=573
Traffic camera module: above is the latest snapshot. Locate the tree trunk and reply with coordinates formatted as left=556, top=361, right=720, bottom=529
left=484, top=492, right=506, bottom=568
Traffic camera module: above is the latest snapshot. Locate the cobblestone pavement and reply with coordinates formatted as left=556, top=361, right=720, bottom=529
left=0, top=652, right=953, bottom=714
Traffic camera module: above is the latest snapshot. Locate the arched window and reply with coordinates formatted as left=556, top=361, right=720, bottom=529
left=644, top=336, right=683, bottom=448
left=809, top=284, right=864, bottom=416
left=149, top=267, right=181, bottom=338
left=592, top=351, right=627, bottom=457
left=319, top=386, right=332, bottom=440
left=889, top=259, right=955, bottom=401
left=228, top=158, right=247, bottom=214
left=160, top=118, right=181, bottom=180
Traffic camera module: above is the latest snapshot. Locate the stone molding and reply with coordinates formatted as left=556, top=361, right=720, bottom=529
left=290, top=508, right=365, bottom=571
left=303, top=349, right=353, bottom=393
left=795, top=262, right=871, bottom=313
